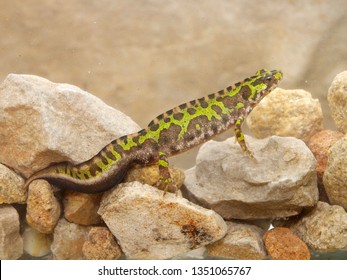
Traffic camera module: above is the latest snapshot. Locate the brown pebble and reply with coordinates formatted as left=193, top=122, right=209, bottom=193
left=82, top=227, right=122, bottom=260
left=308, top=130, right=344, bottom=179
left=26, top=180, right=61, bottom=234
left=263, top=227, right=310, bottom=260
left=63, top=190, right=103, bottom=225
left=308, top=130, right=343, bottom=202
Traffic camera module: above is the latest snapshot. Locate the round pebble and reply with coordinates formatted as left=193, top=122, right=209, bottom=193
left=263, top=227, right=310, bottom=260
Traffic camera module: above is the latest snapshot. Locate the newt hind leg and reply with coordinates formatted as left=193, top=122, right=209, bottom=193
left=158, top=151, right=177, bottom=194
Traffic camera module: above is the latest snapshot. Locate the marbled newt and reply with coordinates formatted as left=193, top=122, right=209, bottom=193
left=25, top=69, right=282, bottom=193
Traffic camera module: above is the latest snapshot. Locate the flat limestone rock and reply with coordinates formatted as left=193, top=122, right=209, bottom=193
left=183, top=135, right=318, bottom=220
left=0, top=163, right=26, bottom=204
left=328, top=71, right=347, bottom=134
left=0, top=205, right=23, bottom=259
left=207, top=221, right=266, bottom=260
left=282, top=202, right=347, bottom=251
left=26, top=180, right=61, bottom=234
left=246, top=88, right=323, bottom=143
left=51, top=218, right=91, bottom=260
left=323, top=135, right=347, bottom=210
left=0, top=74, right=140, bottom=177
left=98, top=182, right=227, bottom=259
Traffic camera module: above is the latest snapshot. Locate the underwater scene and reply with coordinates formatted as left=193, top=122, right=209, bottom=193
left=0, top=0, right=346, bottom=261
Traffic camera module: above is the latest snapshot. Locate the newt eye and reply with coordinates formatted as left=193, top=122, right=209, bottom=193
left=265, top=76, right=272, bottom=81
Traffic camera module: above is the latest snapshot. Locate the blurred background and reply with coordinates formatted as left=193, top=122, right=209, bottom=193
left=1, top=0, right=346, bottom=167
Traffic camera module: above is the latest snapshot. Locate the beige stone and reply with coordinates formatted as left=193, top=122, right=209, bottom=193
left=0, top=205, right=23, bottom=259
left=26, top=180, right=61, bottom=233
left=247, top=88, right=323, bottom=143
left=183, top=136, right=318, bottom=219
left=82, top=227, right=122, bottom=260
left=328, top=71, right=347, bottom=133
left=98, top=182, right=227, bottom=259
left=63, top=191, right=102, bottom=226
left=23, top=226, right=52, bottom=257
left=285, top=202, right=347, bottom=251
left=207, top=221, right=266, bottom=260
left=173, top=247, right=206, bottom=260
left=323, top=135, right=347, bottom=210
left=0, top=74, right=140, bottom=178
left=51, top=218, right=91, bottom=260
left=0, top=163, right=26, bottom=204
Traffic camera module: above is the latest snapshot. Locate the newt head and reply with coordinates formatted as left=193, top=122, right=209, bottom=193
left=246, top=69, right=283, bottom=106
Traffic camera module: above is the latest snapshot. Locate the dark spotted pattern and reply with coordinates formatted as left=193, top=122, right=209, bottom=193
left=173, top=112, right=184, bottom=121
left=149, top=123, right=160, bottom=131
left=187, top=108, right=196, bottom=115
left=241, top=85, right=252, bottom=100
left=211, top=105, right=223, bottom=115
left=198, top=98, right=209, bottom=108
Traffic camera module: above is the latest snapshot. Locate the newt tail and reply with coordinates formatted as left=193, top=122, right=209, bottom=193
left=24, top=131, right=159, bottom=193
left=25, top=69, right=283, bottom=193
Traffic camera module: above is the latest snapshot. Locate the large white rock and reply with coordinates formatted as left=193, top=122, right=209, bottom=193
left=0, top=74, right=140, bottom=177
left=183, top=136, right=318, bottom=219
left=98, top=182, right=227, bottom=259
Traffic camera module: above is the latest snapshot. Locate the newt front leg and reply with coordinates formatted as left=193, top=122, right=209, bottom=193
left=234, top=116, right=254, bottom=158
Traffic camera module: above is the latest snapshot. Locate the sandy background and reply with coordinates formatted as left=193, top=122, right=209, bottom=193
left=1, top=0, right=346, bottom=168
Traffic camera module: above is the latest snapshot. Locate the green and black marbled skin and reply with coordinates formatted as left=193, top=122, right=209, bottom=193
left=25, top=69, right=283, bottom=193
